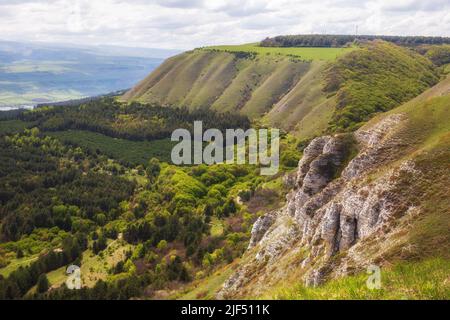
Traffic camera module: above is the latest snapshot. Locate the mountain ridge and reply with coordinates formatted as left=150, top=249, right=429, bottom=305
left=123, top=40, right=443, bottom=139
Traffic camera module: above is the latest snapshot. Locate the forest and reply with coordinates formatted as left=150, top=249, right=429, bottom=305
left=20, top=98, right=251, bottom=141
left=0, top=99, right=299, bottom=299
left=261, top=34, right=450, bottom=48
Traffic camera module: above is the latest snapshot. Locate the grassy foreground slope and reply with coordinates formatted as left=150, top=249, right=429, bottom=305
left=273, top=258, right=449, bottom=300
left=124, top=41, right=440, bottom=140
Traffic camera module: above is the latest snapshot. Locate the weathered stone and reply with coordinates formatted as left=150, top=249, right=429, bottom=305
left=248, top=211, right=277, bottom=249
left=218, top=113, right=423, bottom=299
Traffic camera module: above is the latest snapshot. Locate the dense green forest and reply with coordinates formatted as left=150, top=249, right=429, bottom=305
left=0, top=99, right=298, bottom=299
left=261, top=34, right=450, bottom=48
left=20, top=98, right=250, bottom=141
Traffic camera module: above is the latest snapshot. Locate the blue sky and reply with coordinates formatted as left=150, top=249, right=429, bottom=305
left=0, top=0, right=449, bottom=49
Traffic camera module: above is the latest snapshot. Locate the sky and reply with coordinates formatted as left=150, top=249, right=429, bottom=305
left=0, top=0, right=449, bottom=50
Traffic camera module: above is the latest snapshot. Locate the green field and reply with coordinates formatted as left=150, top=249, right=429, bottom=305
left=204, top=43, right=355, bottom=61
left=47, top=130, right=176, bottom=164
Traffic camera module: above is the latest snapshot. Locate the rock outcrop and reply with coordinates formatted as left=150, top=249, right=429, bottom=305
left=218, top=113, right=423, bottom=299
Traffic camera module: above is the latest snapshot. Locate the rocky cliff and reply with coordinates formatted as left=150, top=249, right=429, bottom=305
left=218, top=76, right=450, bottom=298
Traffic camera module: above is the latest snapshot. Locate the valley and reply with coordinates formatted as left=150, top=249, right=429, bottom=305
left=0, top=35, right=449, bottom=300
left=0, top=41, right=178, bottom=109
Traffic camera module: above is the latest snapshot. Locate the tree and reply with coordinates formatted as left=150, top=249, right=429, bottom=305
left=37, top=274, right=49, bottom=293
left=146, top=158, right=161, bottom=182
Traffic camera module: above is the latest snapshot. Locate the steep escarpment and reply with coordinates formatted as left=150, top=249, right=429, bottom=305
left=124, top=41, right=440, bottom=139
left=123, top=50, right=310, bottom=119
left=218, top=76, right=450, bottom=299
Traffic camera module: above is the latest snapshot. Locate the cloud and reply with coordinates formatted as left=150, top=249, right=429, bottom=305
left=152, top=0, right=204, bottom=9
left=380, top=0, right=449, bottom=12
left=209, top=0, right=272, bottom=17
left=0, top=0, right=448, bottom=49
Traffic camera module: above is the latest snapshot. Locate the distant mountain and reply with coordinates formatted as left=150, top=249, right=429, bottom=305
left=0, top=41, right=180, bottom=109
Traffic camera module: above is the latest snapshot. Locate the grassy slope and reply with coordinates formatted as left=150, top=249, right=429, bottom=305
left=176, top=262, right=238, bottom=300
left=123, top=45, right=354, bottom=135
left=124, top=42, right=441, bottom=141
left=80, top=239, right=133, bottom=288
left=325, top=41, right=440, bottom=131
left=272, top=258, right=449, bottom=300
left=378, top=77, right=450, bottom=262
left=0, top=255, right=39, bottom=277
left=263, top=61, right=333, bottom=137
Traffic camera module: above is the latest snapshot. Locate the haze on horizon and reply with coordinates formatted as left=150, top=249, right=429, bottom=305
left=0, top=0, right=449, bottom=50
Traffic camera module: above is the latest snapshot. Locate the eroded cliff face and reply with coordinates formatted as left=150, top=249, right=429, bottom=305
left=218, top=113, right=425, bottom=298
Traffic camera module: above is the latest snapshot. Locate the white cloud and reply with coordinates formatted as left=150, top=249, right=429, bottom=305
left=0, top=0, right=448, bottom=49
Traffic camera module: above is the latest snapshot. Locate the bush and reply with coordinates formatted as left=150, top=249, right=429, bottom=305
left=36, top=274, right=50, bottom=293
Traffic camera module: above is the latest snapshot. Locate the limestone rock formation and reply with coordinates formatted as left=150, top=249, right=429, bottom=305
left=218, top=113, right=422, bottom=299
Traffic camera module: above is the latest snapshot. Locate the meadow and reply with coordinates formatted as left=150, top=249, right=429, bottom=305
left=204, top=43, right=355, bottom=61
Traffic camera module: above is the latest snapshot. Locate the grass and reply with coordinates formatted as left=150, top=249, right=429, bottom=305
left=0, top=120, right=29, bottom=135
left=126, top=45, right=353, bottom=123
left=0, top=254, right=39, bottom=277
left=204, top=43, right=355, bottom=61
left=326, top=41, right=440, bottom=131
left=80, top=239, right=133, bottom=288
left=46, top=266, right=68, bottom=287
left=210, top=217, right=224, bottom=237
left=176, top=263, right=237, bottom=300
left=26, top=265, right=68, bottom=296
left=272, top=258, right=450, bottom=300
left=263, top=60, right=333, bottom=137
left=47, top=130, right=176, bottom=164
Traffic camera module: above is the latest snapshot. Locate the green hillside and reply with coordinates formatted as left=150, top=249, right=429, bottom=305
left=325, top=40, right=440, bottom=131
left=124, top=41, right=441, bottom=139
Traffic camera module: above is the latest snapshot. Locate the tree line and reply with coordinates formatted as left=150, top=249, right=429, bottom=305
left=261, top=34, right=450, bottom=48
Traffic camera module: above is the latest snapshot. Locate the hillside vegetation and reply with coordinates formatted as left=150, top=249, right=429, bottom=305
left=273, top=258, right=450, bottom=300
left=123, top=50, right=312, bottom=120
left=124, top=40, right=441, bottom=140
left=325, top=41, right=439, bottom=131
